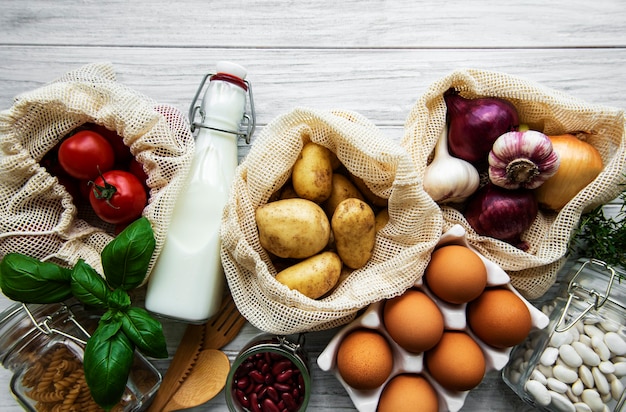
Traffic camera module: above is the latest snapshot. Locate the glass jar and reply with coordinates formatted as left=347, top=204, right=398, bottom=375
left=503, top=259, right=626, bottom=412
left=0, top=299, right=162, bottom=412
left=225, top=333, right=311, bottom=412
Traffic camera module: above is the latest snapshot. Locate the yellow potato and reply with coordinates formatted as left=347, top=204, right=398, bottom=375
left=349, top=174, right=388, bottom=208
left=292, top=142, right=333, bottom=203
left=275, top=251, right=343, bottom=299
left=375, top=208, right=389, bottom=233
left=332, top=198, right=376, bottom=269
left=323, top=173, right=365, bottom=217
left=279, top=183, right=298, bottom=200
left=256, top=198, right=330, bottom=259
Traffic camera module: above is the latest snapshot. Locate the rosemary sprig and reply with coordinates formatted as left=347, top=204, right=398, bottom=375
left=569, top=190, right=626, bottom=271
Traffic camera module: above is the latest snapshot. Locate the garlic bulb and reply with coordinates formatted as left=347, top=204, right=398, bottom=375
left=488, top=130, right=560, bottom=190
left=423, top=126, right=480, bottom=204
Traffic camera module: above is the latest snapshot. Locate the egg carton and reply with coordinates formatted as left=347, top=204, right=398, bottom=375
left=317, top=224, right=550, bottom=412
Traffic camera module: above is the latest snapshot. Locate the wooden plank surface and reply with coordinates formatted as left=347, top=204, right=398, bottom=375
left=0, top=0, right=625, bottom=411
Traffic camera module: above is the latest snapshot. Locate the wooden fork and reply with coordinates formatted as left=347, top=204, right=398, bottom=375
left=148, top=294, right=246, bottom=412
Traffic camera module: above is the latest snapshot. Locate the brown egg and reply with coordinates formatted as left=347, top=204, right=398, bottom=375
left=424, top=244, right=488, bottom=304
left=383, top=289, right=444, bottom=353
left=336, top=328, right=394, bottom=390
left=466, top=287, right=532, bottom=348
left=425, top=331, right=486, bottom=391
left=378, top=374, right=439, bottom=412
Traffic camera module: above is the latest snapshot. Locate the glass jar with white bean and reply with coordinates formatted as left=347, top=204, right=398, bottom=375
left=503, top=259, right=626, bottom=412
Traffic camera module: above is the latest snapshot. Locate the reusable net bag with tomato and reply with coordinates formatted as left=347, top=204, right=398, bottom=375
left=402, top=69, right=626, bottom=299
left=220, top=107, right=443, bottom=334
left=0, top=63, right=194, bottom=281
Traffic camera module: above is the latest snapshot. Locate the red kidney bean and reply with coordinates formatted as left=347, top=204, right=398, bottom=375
left=262, top=398, right=280, bottom=412
left=231, top=351, right=306, bottom=412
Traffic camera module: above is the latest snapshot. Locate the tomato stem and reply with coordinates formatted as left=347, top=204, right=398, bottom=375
left=91, top=171, right=120, bottom=210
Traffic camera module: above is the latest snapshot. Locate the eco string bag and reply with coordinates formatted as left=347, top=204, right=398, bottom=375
left=220, top=107, right=443, bottom=335
left=402, top=68, right=626, bottom=299
left=0, top=62, right=194, bottom=281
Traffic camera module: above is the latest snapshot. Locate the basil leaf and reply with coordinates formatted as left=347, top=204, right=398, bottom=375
left=97, top=309, right=124, bottom=340
left=0, top=253, right=72, bottom=303
left=102, top=217, right=155, bottom=290
left=107, top=288, right=131, bottom=311
left=121, top=307, right=168, bottom=358
left=83, top=324, right=134, bottom=410
left=71, top=260, right=110, bottom=308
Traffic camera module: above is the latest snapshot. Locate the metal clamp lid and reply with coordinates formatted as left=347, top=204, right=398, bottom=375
left=188, top=72, right=256, bottom=144
left=555, top=259, right=619, bottom=332
left=22, top=303, right=90, bottom=345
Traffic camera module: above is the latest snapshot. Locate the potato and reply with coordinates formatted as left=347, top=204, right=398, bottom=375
left=323, top=173, right=365, bottom=217
left=256, top=198, right=330, bottom=259
left=275, top=251, right=343, bottom=299
left=292, top=142, right=333, bottom=203
left=279, top=183, right=298, bottom=200
left=332, top=198, right=376, bottom=269
left=349, top=174, right=388, bottom=208
left=375, top=208, right=389, bottom=233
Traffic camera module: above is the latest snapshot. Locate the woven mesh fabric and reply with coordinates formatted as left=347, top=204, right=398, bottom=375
left=402, top=69, right=626, bottom=299
left=0, top=63, right=194, bottom=284
left=221, top=107, right=443, bottom=334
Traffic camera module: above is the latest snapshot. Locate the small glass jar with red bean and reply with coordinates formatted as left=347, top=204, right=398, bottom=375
left=226, top=334, right=311, bottom=412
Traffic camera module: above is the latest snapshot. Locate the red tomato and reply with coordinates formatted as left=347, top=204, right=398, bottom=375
left=89, top=170, right=147, bottom=224
left=128, top=158, right=149, bottom=186
left=88, top=124, right=133, bottom=164
left=58, top=130, right=115, bottom=180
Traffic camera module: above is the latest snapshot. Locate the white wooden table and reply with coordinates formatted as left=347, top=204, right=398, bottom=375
left=0, top=1, right=625, bottom=410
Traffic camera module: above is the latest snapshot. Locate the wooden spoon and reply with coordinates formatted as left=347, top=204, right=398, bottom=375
left=162, top=349, right=230, bottom=412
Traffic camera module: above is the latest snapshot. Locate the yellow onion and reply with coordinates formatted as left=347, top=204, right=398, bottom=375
left=534, top=134, right=603, bottom=211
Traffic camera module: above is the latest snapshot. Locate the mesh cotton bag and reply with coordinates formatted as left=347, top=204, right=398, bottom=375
left=221, top=107, right=443, bottom=334
left=402, top=68, right=626, bottom=299
left=0, top=63, right=194, bottom=281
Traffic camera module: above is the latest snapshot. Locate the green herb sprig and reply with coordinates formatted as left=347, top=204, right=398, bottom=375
left=570, top=190, right=626, bottom=273
left=0, top=217, right=167, bottom=410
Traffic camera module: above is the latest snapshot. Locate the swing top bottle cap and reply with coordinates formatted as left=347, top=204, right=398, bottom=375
left=216, top=61, right=247, bottom=78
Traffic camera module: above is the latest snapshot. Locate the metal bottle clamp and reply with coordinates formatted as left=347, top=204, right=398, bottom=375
left=555, top=259, right=619, bottom=332
left=22, top=303, right=90, bottom=345
left=188, top=72, right=256, bottom=144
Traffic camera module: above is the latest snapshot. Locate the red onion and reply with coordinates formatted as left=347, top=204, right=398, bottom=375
left=464, top=183, right=537, bottom=251
left=444, top=89, right=519, bottom=166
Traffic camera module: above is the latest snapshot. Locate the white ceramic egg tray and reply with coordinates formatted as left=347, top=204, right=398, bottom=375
left=317, top=224, right=550, bottom=412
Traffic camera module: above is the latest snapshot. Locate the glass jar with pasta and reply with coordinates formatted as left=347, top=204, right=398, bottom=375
left=0, top=299, right=162, bottom=412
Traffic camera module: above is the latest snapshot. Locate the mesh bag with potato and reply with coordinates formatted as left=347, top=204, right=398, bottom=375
left=0, top=63, right=194, bottom=281
left=402, top=69, right=626, bottom=299
left=221, top=107, right=443, bottom=334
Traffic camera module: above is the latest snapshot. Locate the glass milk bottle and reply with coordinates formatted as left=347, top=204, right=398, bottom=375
left=146, top=61, right=254, bottom=323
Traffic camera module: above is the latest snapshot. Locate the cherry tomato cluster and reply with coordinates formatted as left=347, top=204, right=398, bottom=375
left=43, top=123, right=149, bottom=228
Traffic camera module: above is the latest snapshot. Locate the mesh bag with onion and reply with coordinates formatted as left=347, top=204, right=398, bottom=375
left=0, top=63, right=194, bottom=282
left=402, top=68, right=626, bottom=299
left=220, top=107, right=443, bottom=334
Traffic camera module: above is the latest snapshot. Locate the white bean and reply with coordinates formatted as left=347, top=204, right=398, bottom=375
left=525, top=379, right=551, bottom=406
left=604, top=332, right=626, bottom=356
left=571, top=379, right=584, bottom=396
left=552, top=330, right=575, bottom=347
left=591, top=366, right=610, bottom=395
left=600, top=320, right=620, bottom=333
left=610, top=377, right=624, bottom=401
left=579, top=365, right=594, bottom=388
left=584, top=325, right=605, bottom=341
left=550, top=390, right=576, bottom=412
left=554, top=364, right=579, bottom=384
left=613, top=361, right=626, bottom=377
left=541, top=346, right=560, bottom=366
left=572, top=341, right=600, bottom=367
left=560, top=344, right=584, bottom=368
left=598, top=360, right=615, bottom=375
left=580, top=389, right=604, bottom=412
left=531, top=369, right=548, bottom=385
left=573, top=402, right=592, bottom=412
left=591, top=336, right=611, bottom=361
left=547, top=377, right=569, bottom=393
